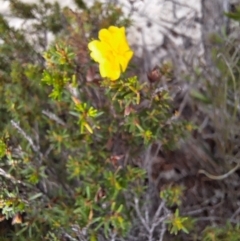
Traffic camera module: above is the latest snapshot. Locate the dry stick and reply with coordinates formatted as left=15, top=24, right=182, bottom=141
left=134, top=197, right=169, bottom=241
left=110, top=231, right=117, bottom=241
left=198, top=163, right=240, bottom=180
left=11, top=120, right=38, bottom=152
left=0, top=167, right=27, bottom=186
left=230, top=206, right=240, bottom=222
left=10, top=120, right=43, bottom=163
left=62, top=232, right=78, bottom=241
left=134, top=198, right=150, bottom=232
left=10, top=120, right=55, bottom=197
left=149, top=201, right=169, bottom=241
left=42, top=110, right=66, bottom=126
left=159, top=222, right=167, bottom=241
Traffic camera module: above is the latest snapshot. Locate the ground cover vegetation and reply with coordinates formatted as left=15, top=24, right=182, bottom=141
left=1, top=0, right=240, bottom=240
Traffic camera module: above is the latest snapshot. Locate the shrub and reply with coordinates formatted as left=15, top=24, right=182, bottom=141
left=0, top=1, right=189, bottom=240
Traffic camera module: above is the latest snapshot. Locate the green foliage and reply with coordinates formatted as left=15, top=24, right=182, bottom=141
left=73, top=0, right=87, bottom=9
left=166, top=209, right=189, bottom=235
left=160, top=185, right=185, bottom=207
left=2, top=1, right=240, bottom=241
left=185, top=12, right=240, bottom=241
left=0, top=191, right=26, bottom=220
left=42, top=43, right=76, bottom=99
left=225, top=6, right=240, bottom=21
left=1, top=0, right=229, bottom=240
left=0, top=139, right=7, bottom=158
left=203, top=223, right=240, bottom=241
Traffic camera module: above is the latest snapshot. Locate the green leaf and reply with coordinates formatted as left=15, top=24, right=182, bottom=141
left=29, top=193, right=43, bottom=201
left=0, top=139, right=7, bottom=158
left=190, top=89, right=210, bottom=103
left=225, top=7, right=240, bottom=21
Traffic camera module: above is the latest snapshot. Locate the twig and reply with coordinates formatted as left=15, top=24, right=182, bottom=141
left=62, top=231, right=78, bottom=241
left=10, top=120, right=43, bottom=163
left=198, top=163, right=240, bottom=180
left=42, top=110, right=66, bottom=126
left=0, top=167, right=27, bottom=186
left=230, top=206, right=240, bottom=221
left=149, top=201, right=169, bottom=241
left=134, top=197, right=169, bottom=241
left=159, top=222, right=167, bottom=241
left=134, top=197, right=150, bottom=232
left=110, top=230, right=117, bottom=241
left=71, top=225, right=88, bottom=241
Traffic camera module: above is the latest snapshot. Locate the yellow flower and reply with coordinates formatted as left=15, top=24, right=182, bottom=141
left=88, top=26, right=133, bottom=80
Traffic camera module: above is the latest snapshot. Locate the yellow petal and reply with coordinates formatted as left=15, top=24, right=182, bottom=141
left=99, top=26, right=126, bottom=52
left=88, top=26, right=134, bottom=80
left=99, top=28, right=113, bottom=48
left=114, top=27, right=132, bottom=53
left=108, top=26, right=126, bottom=49
left=118, top=50, right=134, bottom=72
left=88, top=40, right=111, bottom=63
left=99, top=59, right=121, bottom=80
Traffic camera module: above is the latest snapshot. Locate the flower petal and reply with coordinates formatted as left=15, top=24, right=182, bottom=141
left=108, top=26, right=126, bottom=49
left=98, top=28, right=113, bottom=48
left=88, top=40, right=111, bottom=63
left=99, top=59, right=121, bottom=81
left=99, top=26, right=127, bottom=52
left=118, top=50, right=134, bottom=72
left=88, top=26, right=134, bottom=80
